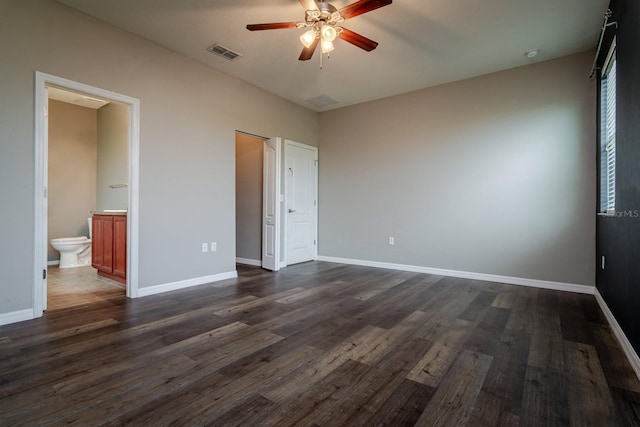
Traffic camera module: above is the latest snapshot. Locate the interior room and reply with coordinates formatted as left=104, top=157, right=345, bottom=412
left=0, top=0, right=638, bottom=424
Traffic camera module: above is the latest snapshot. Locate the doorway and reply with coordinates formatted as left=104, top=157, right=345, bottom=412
left=46, top=87, right=128, bottom=309
left=235, top=131, right=265, bottom=267
left=235, top=134, right=318, bottom=271
left=34, top=72, right=140, bottom=317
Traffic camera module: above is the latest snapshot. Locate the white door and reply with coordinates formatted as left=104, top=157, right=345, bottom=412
left=262, top=137, right=281, bottom=271
left=285, top=141, right=317, bottom=265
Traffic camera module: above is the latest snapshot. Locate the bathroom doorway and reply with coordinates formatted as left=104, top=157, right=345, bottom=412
left=46, top=87, right=127, bottom=310
left=34, top=72, right=140, bottom=316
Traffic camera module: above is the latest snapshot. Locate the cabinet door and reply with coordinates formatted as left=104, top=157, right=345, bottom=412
left=113, top=216, right=127, bottom=279
left=91, top=216, right=103, bottom=269
left=94, top=215, right=114, bottom=273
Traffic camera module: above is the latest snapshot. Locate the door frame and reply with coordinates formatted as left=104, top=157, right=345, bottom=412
left=283, top=139, right=318, bottom=267
left=34, top=71, right=141, bottom=317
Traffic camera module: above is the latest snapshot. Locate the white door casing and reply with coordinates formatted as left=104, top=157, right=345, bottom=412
left=42, top=88, right=49, bottom=310
left=285, top=140, right=318, bottom=265
left=262, top=137, right=281, bottom=271
left=34, top=72, right=140, bottom=318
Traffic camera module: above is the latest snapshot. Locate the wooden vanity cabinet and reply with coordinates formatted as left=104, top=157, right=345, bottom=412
left=92, top=214, right=126, bottom=284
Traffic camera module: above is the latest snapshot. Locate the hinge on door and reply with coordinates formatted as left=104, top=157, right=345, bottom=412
left=44, top=186, right=48, bottom=198
left=314, top=240, right=316, bottom=245
left=43, top=269, right=47, bottom=279
left=44, top=105, right=48, bottom=118
left=314, top=200, right=316, bottom=206
left=315, top=160, right=318, bottom=166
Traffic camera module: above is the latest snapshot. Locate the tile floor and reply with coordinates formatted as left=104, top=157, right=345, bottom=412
left=47, top=265, right=125, bottom=310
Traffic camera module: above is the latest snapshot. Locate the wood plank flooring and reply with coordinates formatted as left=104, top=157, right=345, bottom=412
left=1, top=262, right=639, bottom=426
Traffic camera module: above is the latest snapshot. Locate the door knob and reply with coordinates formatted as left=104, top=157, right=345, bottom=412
left=288, top=209, right=296, bottom=213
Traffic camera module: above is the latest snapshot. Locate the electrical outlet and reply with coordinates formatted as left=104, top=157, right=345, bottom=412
left=202, top=243, right=208, bottom=253
left=211, top=242, right=217, bottom=252
left=601, top=255, right=605, bottom=270
left=388, top=236, right=395, bottom=246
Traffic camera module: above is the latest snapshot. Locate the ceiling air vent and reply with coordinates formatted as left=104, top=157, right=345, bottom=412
left=207, top=44, right=243, bottom=61
left=306, top=95, right=339, bottom=108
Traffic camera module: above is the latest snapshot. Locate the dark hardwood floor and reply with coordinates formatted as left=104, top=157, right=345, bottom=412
left=1, top=262, right=639, bottom=426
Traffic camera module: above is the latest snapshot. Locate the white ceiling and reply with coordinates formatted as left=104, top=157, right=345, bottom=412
left=56, top=0, right=609, bottom=112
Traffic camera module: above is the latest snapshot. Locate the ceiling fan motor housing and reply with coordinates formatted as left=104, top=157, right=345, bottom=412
left=305, top=2, right=343, bottom=26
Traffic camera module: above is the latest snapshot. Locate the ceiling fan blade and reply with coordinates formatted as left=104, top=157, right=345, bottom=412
left=339, top=0, right=392, bottom=19
left=299, top=0, right=319, bottom=10
left=299, top=38, right=320, bottom=61
left=338, top=28, right=378, bottom=51
left=246, top=22, right=298, bottom=31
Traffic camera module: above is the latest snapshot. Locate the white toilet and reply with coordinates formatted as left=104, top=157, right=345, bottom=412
left=50, top=218, right=92, bottom=269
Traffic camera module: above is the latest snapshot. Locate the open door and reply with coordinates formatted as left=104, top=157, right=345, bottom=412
left=262, top=137, right=281, bottom=271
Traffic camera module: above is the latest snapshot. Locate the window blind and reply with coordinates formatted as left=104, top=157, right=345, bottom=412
left=601, top=53, right=616, bottom=213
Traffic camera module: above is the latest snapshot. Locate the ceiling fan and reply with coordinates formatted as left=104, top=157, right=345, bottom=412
left=247, top=0, right=392, bottom=61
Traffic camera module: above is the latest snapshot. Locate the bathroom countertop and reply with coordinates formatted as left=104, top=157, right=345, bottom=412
left=91, top=211, right=127, bottom=216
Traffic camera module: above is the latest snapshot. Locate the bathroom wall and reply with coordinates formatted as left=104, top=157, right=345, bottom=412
left=235, top=133, right=263, bottom=262
left=47, top=99, right=98, bottom=261
left=97, top=102, right=129, bottom=211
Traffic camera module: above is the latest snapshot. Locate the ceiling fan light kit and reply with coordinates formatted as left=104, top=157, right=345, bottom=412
left=321, top=39, right=335, bottom=54
left=300, top=29, right=317, bottom=48
left=247, top=0, right=392, bottom=63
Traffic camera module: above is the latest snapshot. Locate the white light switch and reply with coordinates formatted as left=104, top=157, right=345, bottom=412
left=388, top=237, right=395, bottom=246
left=202, top=243, right=208, bottom=253
left=211, top=242, right=217, bottom=252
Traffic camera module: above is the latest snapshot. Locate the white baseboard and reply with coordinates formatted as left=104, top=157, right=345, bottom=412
left=137, top=270, right=238, bottom=297
left=0, top=308, right=34, bottom=326
left=236, top=257, right=261, bottom=267
left=316, top=255, right=594, bottom=295
left=47, top=260, right=60, bottom=266
left=595, top=289, right=640, bottom=381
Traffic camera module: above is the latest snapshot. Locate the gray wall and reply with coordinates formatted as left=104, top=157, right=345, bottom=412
left=0, top=0, right=318, bottom=314
left=319, top=52, right=596, bottom=285
left=235, top=133, right=263, bottom=261
left=97, top=102, right=128, bottom=211
left=47, top=99, right=97, bottom=261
